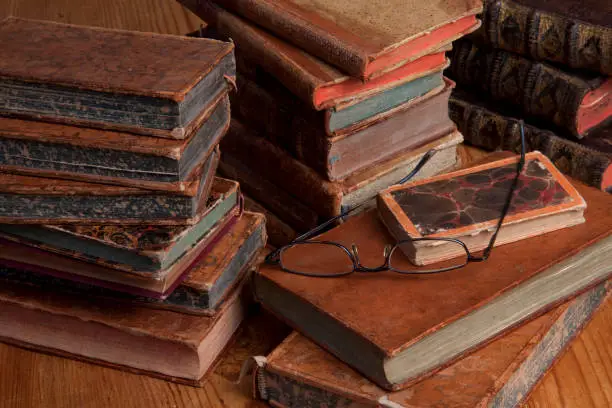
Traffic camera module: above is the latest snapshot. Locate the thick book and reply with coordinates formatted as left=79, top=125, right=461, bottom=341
left=0, top=212, right=266, bottom=314
left=255, top=284, right=610, bottom=407
left=0, top=177, right=241, bottom=274
left=219, top=119, right=463, bottom=222
left=198, top=0, right=481, bottom=79
left=0, top=147, right=218, bottom=225
left=0, top=17, right=235, bottom=139
left=182, top=0, right=451, bottom=110
left=233, top=77, right=456, bottom=181
left=378, top=152, right=587, bottom=265
left=476, top=0, right=612, bottom=75
left=447, top=39, right=612, bottom=138
left=0, top=92, right=230, bottom=191
left=0, top=275, right=249, bottom=385
left=450, top=89, right=612, bottom=192
left=254, top=180, right=612, bottom=390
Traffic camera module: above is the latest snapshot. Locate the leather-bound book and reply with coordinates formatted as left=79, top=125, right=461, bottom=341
left=0, top=275, right=249, bottom=385
left=449, top=89, right=612, bottom=192
left=243, top=195, right=297, bottom=248
left=447, top=39, right=611, bottom=138
left=255, top=284, right=609, bottom=407
left=475, top=0, right=612, bottom=75
left=219, top=119, right=463, bottom=222
left=0, top=92, right=230, bottom=191
left=0, top=17, right=235, bottom=139
left=182, top=1, right=451, bottom=110
left=254, top=180, right=612, bottom=390
left=187, top=0, right=481, bottom=79
left=0, top=177, right=241, bottom=274
left=0, top=148, right=219, bottom=225
left=0, top=212, right=266, bottom=314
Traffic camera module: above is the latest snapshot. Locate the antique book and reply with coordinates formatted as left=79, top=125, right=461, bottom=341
left=0, top=92, right=230, bottom=191
left=447, top=39, right=612, bottom=138
left=0, top=147, right=218, bottom=225
left=450, top=89, right=612, bottom=192
left=0, top=212, right=266, bottom=314
left=255, top=284, right=610, bottom=407
left=254, top=180, right=612, bottom=390
left=182, top=0, right=451, bottom=110
left=0, top=276, right=249, bottom=385
left=0, top=177, right=241, bottom=274
left=378, top=152, right=587, bottom=265
left=0, top=17, right=235, bottom=139
left=476, top=0, right=612, bottom=75
left=0, top=203, right=240, bottom=299
left=197, top=0, right=481, bottom=79
left=219, top=119, right=463, bottom=221
left=243, top=195, right=297, bottom=248
left=233, top=78, right=456, bottom=181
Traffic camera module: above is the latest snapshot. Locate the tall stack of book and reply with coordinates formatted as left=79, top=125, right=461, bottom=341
left=179, top=0, right=484, bottom=246
left=0, top=18, right=267, bottom=384
left=446, top=0, right=612, bottom=192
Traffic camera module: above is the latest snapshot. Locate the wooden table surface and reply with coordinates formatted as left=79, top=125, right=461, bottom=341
left=1, top=1, right=611, bottom=407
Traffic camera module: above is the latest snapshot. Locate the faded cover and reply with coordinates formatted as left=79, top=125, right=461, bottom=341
left=0, top=147, right=219, bottom=225
left=476, top=0, right=612, bottom=75
left=205, top=0, right=481, bottom=78
left=258, top=284, right=609, bottom=407
left=255, top=180, right=612, bottom=389
left=181, top=0, right=452, bottom=110
left=0, top=177, right=241, bottom=273
left=447, top=39, right=609, bottom=137
left=449, top=89, right=612, bottom=192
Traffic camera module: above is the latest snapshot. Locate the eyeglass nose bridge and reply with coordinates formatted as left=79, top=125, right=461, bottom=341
left=350, top=243, right=394, bottom=273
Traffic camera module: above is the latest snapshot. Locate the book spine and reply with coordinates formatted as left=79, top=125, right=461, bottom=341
left=479, top=0, right=612, bottom=75
left=448, top=40, right=597, bottom=137
left=449, top=94, right=612, bottom=191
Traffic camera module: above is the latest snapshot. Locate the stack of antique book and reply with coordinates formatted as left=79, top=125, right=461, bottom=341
left=180, top=0, right=484, bottom=246
left=446, top=0, right=612, bottom=192
left=0, top=17, right=266, bottom=384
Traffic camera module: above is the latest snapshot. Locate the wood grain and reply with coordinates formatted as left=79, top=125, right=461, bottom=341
left=0, top=2, right=610, bottom=407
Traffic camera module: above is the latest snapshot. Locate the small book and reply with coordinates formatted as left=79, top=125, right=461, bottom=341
left=0, top=92, right=230, bottom=191
left=254, top=180, right=612, bottom=390
left=0, top=177, right=241, bottom=274
left=193, top=0, right=481, bottom=79
left=255, top=283, right=609, bottom=407
left=0, top=17, right=235, bottom=139
left=0, top=147, right=219, bottom=225
left=378, top=152, right=587, bottom=265
left=0, top=212, right=266, bottom=313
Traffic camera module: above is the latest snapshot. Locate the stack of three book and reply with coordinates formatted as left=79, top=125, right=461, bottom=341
left=0, top=18, right=266, bottom=384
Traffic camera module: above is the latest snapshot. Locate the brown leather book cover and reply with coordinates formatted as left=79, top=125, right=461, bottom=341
left=199, top=0, right=481, bottom=79
left=256, top=283, right=610, bottom=407
left=181, top=0, right=452, bottom=110
left=0, top=17, right=235, bottom=138
left=243, top=195, right=298, bottom=248
left=255, top=180, right=612, bottom=390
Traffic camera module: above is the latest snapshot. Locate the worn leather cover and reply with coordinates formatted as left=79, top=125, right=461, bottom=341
left=255, top=180, right=612, bottom=389
left=181, top=0, right=452, bottom=109
left=204, top=0, right=481, bottom=78
left=448, top=39, right=610, bottom=137
left=475, top=0, right=612, bottom=75
left=243, top=195, right=297, bottom=248
left=450, top=89, right=612, bottom=192
left=258, top=284, right=609, bottom=407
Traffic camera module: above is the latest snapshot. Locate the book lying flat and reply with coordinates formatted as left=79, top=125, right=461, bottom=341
left=203, top=0, right=482, bottom=79
left=183, top=1, right=451, bottom=110
left=254, top=180, right=612, bottom=390
left=0, top=17, right=235, bottom=138
left=0, top=92, right=230, bottom=191
left=0, top=147, right=219, bottom=225
left=0, top=212, right=266, bottom=313
left=378, top=152, right=587, bottom=265
left=0, top=274, right=249, bottom=385
left=255, top=283, right=609, bottom=407
left=0, top=177, right=241, bottom=274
